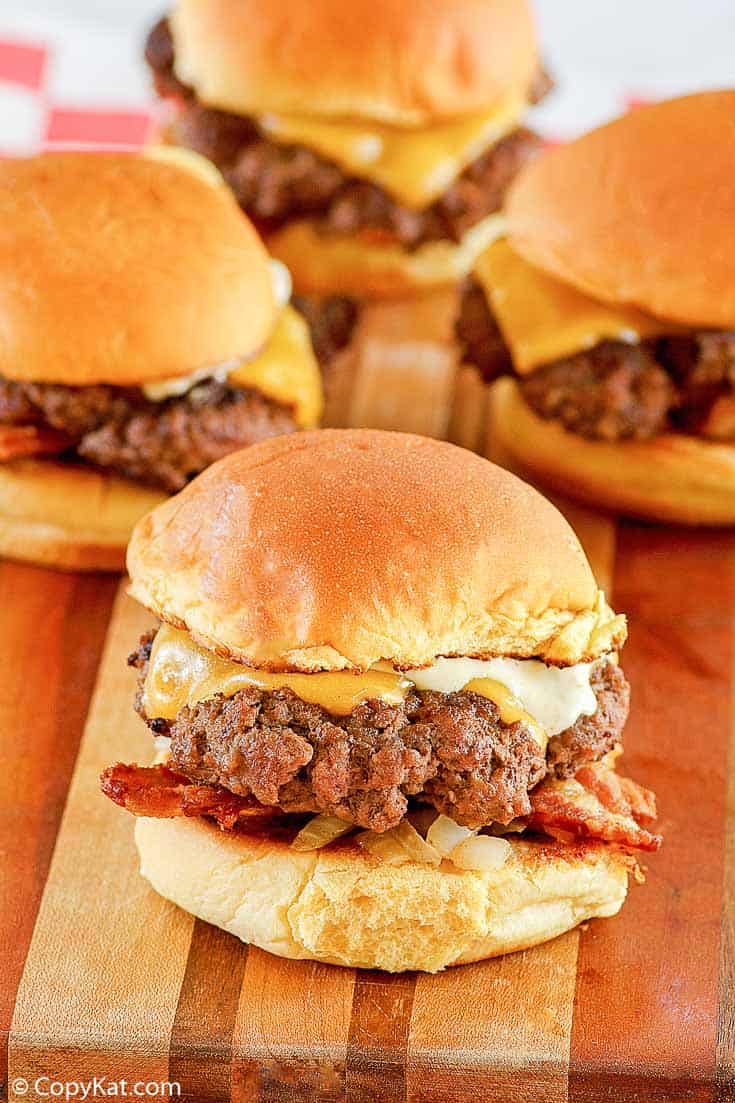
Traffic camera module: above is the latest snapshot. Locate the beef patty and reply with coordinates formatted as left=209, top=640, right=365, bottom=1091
left=457, top=277, right=735, bottom=441
left=130, top=631, right=628, bottom=832
left=146, top=18, right=548, bottom=249
left=0, top=376, right=296, bottom=492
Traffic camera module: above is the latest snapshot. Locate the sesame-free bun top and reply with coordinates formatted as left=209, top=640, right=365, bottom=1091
left=170, top=0, right=540, bottom=126
left=127, top=429, right=626, bottom=671
left=506, top=91, right=735, bottom=329
left=0, top=150, right=275, bottom=386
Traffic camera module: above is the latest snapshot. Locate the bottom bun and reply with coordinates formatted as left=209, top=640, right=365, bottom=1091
left=266, top=214, right=504, bottom=298
left=0, top=459, right=166, bottom=571
left=135, top=816, right=632, bottom=973
left=492, top=378, right=735, bottom=527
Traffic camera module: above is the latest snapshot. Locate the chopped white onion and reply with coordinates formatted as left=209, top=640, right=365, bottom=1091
left=357, top=820, right=441, bottom=866
left=426, top=814, right=475, bottom=856
left=356, top=829, right=412, bottom=865
left=291, top=814, right=353, bottom=851
left=449, top=835, right=513, bottom=872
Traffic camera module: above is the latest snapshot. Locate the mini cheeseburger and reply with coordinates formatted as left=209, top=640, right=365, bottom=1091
left=145, top=0, right=552, bottom=379
left=0, top=151, right=321, bottom=570
left=458, top=91, right=735, bottom=525
left=102, top=429, right=659, bottom=973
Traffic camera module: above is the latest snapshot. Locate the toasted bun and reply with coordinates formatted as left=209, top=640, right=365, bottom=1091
left=0, top=150, right=275, bottom=386
left=135, top=815, right=631, bottom=972
left=0, top=460, right=165, bottom=571
left=506, top=91, right=735, bottom=328
left=492, top=379, right=735, bottom=527
left=127, top=429, right=625, bottom=670
left=170, top=0, right=539, bottom=126
left=267, top=215, right=504, bottom=298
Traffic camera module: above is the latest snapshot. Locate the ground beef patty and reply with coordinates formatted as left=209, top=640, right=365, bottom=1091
left=146, top=18, right=547, bottom=249
left=0, top=376, right=296, bottom=492
left=457, top=277, right=735, bottom=440
left=546, top=662, right=629, bottom=777
left=130, top=633, right=628, bottom=832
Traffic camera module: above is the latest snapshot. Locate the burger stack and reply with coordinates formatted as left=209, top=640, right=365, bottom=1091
left=145, top=0, right=552, bottom=402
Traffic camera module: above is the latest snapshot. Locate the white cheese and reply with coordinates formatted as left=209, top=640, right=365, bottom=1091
left=141, top=359, right=236, bottom=402
left=406, top=656, right=597, bottom=736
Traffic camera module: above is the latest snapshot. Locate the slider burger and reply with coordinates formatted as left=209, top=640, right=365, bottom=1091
left=101, top=429, right=660, bottom=973
left=458, top=90, right=735, bottom=524
left=145, top=0, right=552, bottom=379
left=0, top=151, right=321, bottom=571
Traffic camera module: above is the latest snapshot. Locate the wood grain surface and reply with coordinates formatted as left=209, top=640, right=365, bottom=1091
left=1, top=353, right=733, bottom=1103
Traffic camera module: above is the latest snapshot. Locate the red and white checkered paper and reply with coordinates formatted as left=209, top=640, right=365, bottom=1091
left=0, top=33, right=152, bottom=155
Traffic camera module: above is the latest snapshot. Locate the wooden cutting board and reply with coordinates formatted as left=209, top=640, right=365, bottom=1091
left=1, top=326, right=733, bottom=1103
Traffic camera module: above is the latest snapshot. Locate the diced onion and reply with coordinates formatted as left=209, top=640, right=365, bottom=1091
left=449, top=835, right=513, bottom=872
left=356, top=830, right=413, bottom=865
left=391, top=820, right=442, bottom=866
left=357, top=820, right=442, bottom=866
left=291, top=814, right=353, bottom=851
left=426, top=814, right=476, bottom=856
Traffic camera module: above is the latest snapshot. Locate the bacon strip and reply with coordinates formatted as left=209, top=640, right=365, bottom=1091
left=528, top=763, right=661, bottom=852
left=0, top=424, right=70, bottom=461
left=100, top=762, right=280, bottom=830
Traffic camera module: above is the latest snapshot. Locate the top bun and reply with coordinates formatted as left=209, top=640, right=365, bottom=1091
left=170, top=0, right=540, bottom=126
left=506, top=90, right=735, bottom=329
left=0, top=151, right=275, bottom=386
left=127, top=429, right=625, bottom=671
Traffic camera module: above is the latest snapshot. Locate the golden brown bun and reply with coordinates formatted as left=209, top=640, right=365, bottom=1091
left=127, top=429, right=626, bottom=670
left=135, top=815, right=631, bottom=972
left=0, top=460, right=165, bottom=571
left=266, top=214, right=504, bottom=298
left=171, top=0, right=539, bottom=125
left=506, top=91, right=735, bottom=329
left=0, top=151, right=275, bottom=386
left=492, top=379, right=735, bottom=527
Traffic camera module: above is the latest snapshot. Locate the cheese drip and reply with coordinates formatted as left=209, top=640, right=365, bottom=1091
left=142, top=627, right=597, bottom=752
left=142, top=304, right=322, bottom=428
left=462, top=678, right=547, bottom=751
left=143, top=625, right=413, bottom=719
left=474, top=239, right=682, bottom=374
left=259, top=90, right=526, bottom=210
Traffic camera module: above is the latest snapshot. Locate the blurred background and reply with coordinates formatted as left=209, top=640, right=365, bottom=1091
left=1, top=0, right=734, bottom=153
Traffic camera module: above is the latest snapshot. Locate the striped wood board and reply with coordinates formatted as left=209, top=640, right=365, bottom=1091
left=2, top=317, right=733, bottom=1102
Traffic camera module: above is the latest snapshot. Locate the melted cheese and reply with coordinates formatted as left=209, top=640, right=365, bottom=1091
left=474, top=239, right=680, bottom=374
left=227, top=303, right=322, bottom=427
left=406, top=656, right=596, bottom=738
left=143, top=625, right=412, bottom=719
left=143, top=627, right=597, bottom=752
left=142, top=304, right=323, bottom=428
left=259, top=91, right=526, bottom=210
left=462, top=678, right=547, bottom=750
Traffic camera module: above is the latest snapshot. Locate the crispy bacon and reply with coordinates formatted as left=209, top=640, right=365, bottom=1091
left=100, top=762, right=279, bottom=830
left=528, top=763, right=661, bottom=853
left=574, top=762, right=658, bottom=824
left=0, top=423, right=69, bottom=461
